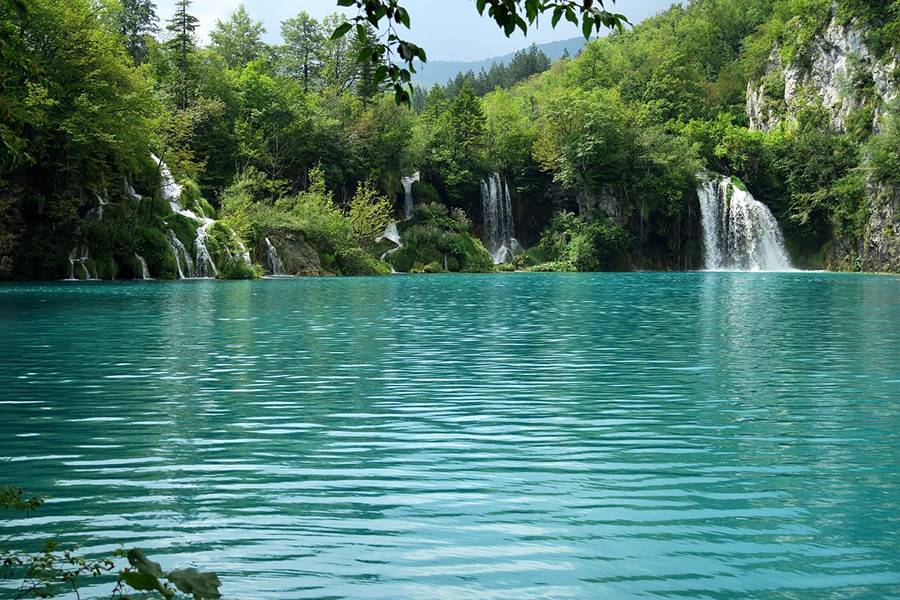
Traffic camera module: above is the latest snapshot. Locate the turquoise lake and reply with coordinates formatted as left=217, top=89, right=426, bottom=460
left=2, top=272, right=900, bottom=599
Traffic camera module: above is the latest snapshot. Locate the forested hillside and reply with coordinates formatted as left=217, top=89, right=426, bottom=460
left=1, top=0, right=899, bottom=278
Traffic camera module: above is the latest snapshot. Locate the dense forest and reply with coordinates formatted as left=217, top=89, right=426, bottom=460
left=1, top=0, right=899, bottom=279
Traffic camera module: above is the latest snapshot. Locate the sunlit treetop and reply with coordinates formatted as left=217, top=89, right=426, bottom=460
left=331, top=0, right=628, bottom=104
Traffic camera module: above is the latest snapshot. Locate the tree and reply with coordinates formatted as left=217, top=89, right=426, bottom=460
left=331, top=0, right=628, bottom=104
left=115, top=0, right=158, bottom=64
left=281, top=12, right=324, bottom=92
left=209, top=4, right=267, bottom=70
left=346, top=180, right=392, bottom=246
left=166, top=0, right=199, bottom=108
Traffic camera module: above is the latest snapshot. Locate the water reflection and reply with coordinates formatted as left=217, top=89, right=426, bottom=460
left=1, top=273, right=899, bottom=599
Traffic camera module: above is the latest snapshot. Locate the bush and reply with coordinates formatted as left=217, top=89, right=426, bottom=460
left=536, top=211, right=631, bottom=271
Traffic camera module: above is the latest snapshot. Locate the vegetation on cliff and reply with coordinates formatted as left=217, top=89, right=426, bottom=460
left=1, top=0, right=898, bottom=277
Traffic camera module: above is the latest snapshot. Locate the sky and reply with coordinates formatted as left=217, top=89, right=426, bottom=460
left=154, top=0, right=677, bottom=63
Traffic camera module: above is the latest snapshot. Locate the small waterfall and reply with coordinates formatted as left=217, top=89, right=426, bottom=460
left=401, top=172, right=419, bottom=219
left=376, top=222, right=402, bottom=272
left=481, top=173, right=522, bottom=264
left=86, top=192, right=108, bottom=222
left=264, top=237, right=286, bottom=276
left=135, top=253, right=150, bottom=279
left=697, top=176, right=793, bottom=271
left=67, top=245, right=96, bottom=280
left=151, top=153, right=184, bottom=212
left=166, top=229, right=194, bottom=279
left=193, top=218, right=218, bottom=278
left=124, top=177, right=142, bottom=201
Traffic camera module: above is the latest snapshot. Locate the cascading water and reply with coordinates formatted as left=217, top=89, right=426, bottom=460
left=151, top=154, right=183, bottom=213
left=193, top=219, right=218, bottom=278
left=165, top=229, right=194, bottom=279
left=376, top=222, right=402, bottom=273
left=124, top=178, right=142, bottom=201
left=67, top=245, right=96, bottom=280
left=481, top=173, right=523, bottom=264
left=264, top=237, right=286, bottom=276
left=86, top=192, right=108, bottom=222
left=134, top=254, right=150, bottom=279
left=697, top=175, right=793, bottom=271
left=401, top=172, right=419, bottom=219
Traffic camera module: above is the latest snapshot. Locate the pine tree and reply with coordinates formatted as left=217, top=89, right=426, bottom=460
left=117, top=0, right=158, bottom=64
left=166, top=0, right=199, bottom=109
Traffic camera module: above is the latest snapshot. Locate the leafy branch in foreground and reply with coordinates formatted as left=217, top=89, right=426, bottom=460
left=1, top=487, right=222, bottom=600
left=331, top=0, right=628, bottom=104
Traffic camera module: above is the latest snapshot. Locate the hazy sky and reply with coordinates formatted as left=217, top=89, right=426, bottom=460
left=155, top=0, right=676, bottom=62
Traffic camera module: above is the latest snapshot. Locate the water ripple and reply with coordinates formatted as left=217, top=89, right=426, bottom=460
left=1, top=273, right=900, bottom=598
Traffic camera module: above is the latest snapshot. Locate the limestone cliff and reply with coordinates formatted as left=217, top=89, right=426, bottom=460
left=747, top=3, right=900, bottom=272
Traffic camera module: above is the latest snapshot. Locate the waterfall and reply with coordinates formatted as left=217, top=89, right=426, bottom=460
left=193, top=218, right=218, bottom=278
left=67, top=245, right=96, bottom=280
left=264, top=237, right=286, bottom=276
left=151, top=154, right=183, bottom=213
left=376, top=222, right=401, bottom=246
left=401, top=172, right=419, bottom=219
left=697, top=176, right=793, bottom=271
left=376, top=222, right=402, bottom=272
left=86, top=192, right=108, bottom=222
left=166, top=229, right=194, bottom=279
left=124, top=177, right=142, bottom=201
left=135, top=254, right=150, bottom=279
left=481, top=173, right=523, bottom=264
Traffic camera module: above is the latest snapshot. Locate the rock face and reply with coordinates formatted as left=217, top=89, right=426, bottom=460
left=748, top=3, right=900, bottom=272
left=747, top=9, right=898, bottom=134
left=828, top=182, right=900, bottom=272
left=257, top=230, right=328, bottom=276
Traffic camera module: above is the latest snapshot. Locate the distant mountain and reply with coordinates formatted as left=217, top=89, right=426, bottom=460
left=411, top=37, right=591, bottom=87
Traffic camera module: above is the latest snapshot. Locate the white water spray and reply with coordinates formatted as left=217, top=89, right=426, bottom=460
left=67, top=246, right=96, bottom=280
left=401, top=172, right=419, bottom=220
left=697, top=175, right=793, bottom=271
left=481, top=173, right=523, bottom=264
left=135, top=254, right=150, bottom=279
left=151, top=154, right=183, bottom=213
left=264, top=237, right=286, bottom=276
left=165, top=229, right=193, bottom=279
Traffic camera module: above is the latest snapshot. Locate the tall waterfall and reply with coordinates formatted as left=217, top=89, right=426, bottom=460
left=264, top=237, right=285, bottom=276
left=401, top=172, right=419, bottom=219
left=697, top=176, right=793, bottom=271
left=481, top=173, right=522, bottom=264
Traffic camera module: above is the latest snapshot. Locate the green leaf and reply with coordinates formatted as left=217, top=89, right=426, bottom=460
left=168, top=568, right=222, bottom=600
left=356, top=23, right=366, bottom=41
left=127, top=548, right=164, bottom=577
left=330, top=22, right=352, bottom=40
left=336, top=0, right=356, bottom=5
left=357, top=46, right=375, bottom=63
left=552, top=7, right=564, bottom=28
left=122, top=572, right=174, bottom=599
left=582, top=15, right=593, bottom=39
left=397, top=7, right=410, bottom=28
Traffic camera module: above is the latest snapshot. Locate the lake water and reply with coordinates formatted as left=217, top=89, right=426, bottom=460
left=1, top=272, right=900, bottom=599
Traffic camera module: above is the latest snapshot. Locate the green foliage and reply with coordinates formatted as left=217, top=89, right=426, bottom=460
left=387, top=203, right=493, bottom=272
left=346, top=180, right=392, bottom=247
left=866, top=101, right=900, bottom=186
left=1, top=487, right=224, bottom=600
left=534, top=211, right=631, bottom=271
left=209, top=4, right=267, bottom=70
